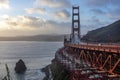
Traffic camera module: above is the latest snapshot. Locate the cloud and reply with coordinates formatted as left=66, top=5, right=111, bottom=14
left=91, top=9, right=106, bottom=15
left=34, top=0, right=71, bottom=8
left=106, top=8, right=120, bottom=20
left=81, top=16, right=110, bottom=35
left=0, top=15, right=71, bottom=36
left=106, top=1, right=120, bottom=20
left=109, top=0, right=120, bottom=7
left=25, top=7, right=46, bottom=14
left=5, top=16, right=44, bottom=29
left=25, top=0, right=71, bottom=22
left=52, top=9, right=70, bottom=20
left=91, top=16, right=109, bottom=27
left=25, top=7, right=70, bottom=21
left=82, top=16, right=101, bottom=25
left=0, top=0, right=9, bottom=9
left=85, top=0, right=108, bottom=7
left=84, top=0, right=120, bottom=21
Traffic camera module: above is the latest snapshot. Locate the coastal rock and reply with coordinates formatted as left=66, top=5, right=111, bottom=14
left=15, top=59, right=27, bottom=73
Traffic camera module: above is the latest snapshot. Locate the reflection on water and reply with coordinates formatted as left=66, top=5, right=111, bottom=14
left=16, top=74, right=25, bottom=80
left=14, top=69, right=45, bottom=80
left=0, top=41, right=62, bottom=80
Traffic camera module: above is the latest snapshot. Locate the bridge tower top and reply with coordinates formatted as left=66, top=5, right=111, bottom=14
left=71, top=6, right=80, bottom=43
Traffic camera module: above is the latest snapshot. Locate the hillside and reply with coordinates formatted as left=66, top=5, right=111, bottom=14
left=81, top=20, right=120, bottom=43
left=0, top=35, right=66, bottom=41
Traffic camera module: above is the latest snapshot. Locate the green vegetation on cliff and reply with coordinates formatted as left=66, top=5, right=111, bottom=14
left=82, top=20, right=120, bottom=43
left=42, top=59, right=69, bottom=80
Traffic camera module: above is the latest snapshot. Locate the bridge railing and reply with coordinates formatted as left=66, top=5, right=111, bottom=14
left=64, top=42, right=120, bottom=53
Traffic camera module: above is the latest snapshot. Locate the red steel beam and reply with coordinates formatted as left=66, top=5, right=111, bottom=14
left=65, top=43, right=120, bottom=53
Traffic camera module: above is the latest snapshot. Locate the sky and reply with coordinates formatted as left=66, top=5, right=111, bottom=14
left=0, top=0, right=120, bottom=36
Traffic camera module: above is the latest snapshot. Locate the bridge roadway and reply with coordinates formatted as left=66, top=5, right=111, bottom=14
left=65, top=43, right=120, bottom=53
left=55, top=46, right=120, bottom=80
left=61, top=42, right=120, bottom=79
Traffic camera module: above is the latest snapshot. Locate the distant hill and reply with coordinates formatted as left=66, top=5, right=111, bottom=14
left=81, top=20, right=120, bottom=43
left=0, top=35, right=67, bottom=41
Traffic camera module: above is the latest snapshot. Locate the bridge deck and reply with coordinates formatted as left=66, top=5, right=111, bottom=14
left=55, top=47, right=120, bottom=79
left=65, top=43, right=120, bottom=53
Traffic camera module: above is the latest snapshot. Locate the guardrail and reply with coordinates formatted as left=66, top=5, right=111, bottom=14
left=64, top=43, right=120, bottom=53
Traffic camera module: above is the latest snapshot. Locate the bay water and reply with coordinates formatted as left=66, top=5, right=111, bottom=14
left=0, top=41, right=63, bottom=80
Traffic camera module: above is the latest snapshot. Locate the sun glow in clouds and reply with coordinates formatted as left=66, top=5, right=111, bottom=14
left=0, top=0, right=119, bottom=36
left=0, top=0, right=9, bottom=9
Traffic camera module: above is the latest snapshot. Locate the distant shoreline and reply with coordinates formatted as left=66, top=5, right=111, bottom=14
left=0, top=40, right=63, bottom=42
left=0, top=34, right=66, bottom=41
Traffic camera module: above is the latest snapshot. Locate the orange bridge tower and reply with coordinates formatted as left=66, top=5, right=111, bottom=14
left=71, top=6, right=81, bottom=43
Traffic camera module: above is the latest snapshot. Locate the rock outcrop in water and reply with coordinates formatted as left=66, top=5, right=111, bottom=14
left=15, top=59, right=27, bottom=73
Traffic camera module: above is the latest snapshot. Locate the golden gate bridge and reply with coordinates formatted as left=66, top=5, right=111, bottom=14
left=55, top=6, right=120, bottom=80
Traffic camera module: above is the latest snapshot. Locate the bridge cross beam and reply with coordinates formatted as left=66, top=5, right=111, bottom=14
left=100, top=55, right=112, bottom=71
left=109, top=58, right=120, bottom=74
left=94, top=53, right=103, bottom=68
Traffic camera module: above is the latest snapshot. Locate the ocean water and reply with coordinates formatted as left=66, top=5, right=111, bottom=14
left=0, top=41, right=63, bottom=80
